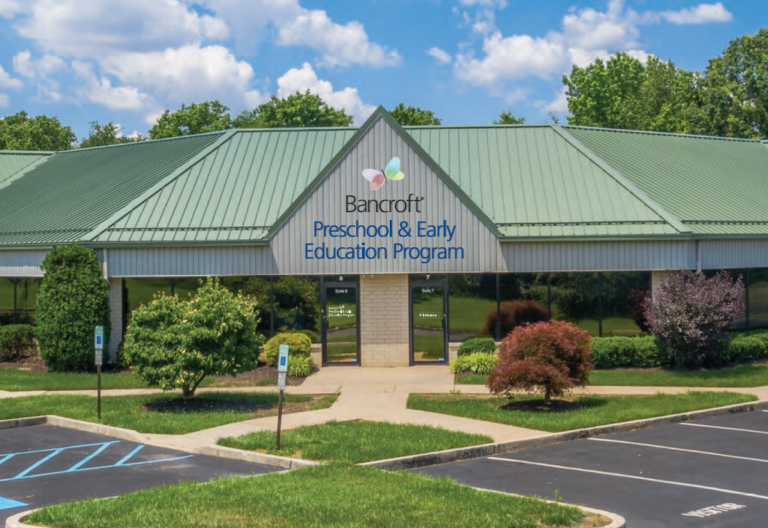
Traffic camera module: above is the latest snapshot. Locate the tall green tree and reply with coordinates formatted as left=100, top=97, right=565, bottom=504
left=562, top=52, right=698, bottom=133
left=149, top=101, right=232, bottom=139
left=233, top=91, right=353, bottom=128
left=493, top=110, right=526, bottom=125
left=0, top=111, right=76, bottom=151
left=692, top=29, right=768, bottom=139
left=79, top=121, right=143, bottom=148
left=389, top=103, right=441, bottom=126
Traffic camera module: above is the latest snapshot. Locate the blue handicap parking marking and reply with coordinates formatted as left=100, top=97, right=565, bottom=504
left=0, top=441, right=193, bottom=483
left=0, top=496, right=28, bottom=511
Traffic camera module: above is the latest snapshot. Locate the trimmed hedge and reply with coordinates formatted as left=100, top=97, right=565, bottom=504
left=0, top=325, right=37, bottom=361
left=457, top=337, right=496, bottom=357
left=591, top=331, right=768, bottom=369
left=264, top=332, right=312, bottom=366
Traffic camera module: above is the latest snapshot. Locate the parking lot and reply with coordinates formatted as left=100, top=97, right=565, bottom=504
left=415, top=410, right=768, bottom=528
left=0, top=425, right=278, bottom=523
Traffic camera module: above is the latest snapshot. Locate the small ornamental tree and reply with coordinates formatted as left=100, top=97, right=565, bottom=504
left=125, top=277, right=262, bottom=400
left=644, top=270, right=745, bottom=369
left=36, top=244, right=111, bottom=372
left=487, top=321, right=593, bottom=401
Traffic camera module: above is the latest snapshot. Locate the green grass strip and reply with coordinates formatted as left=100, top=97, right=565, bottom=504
left=0, top=392, right=332, bottom=435
left=0, top=368, right=149, bottom=391
left=407, top=392, right=756, bottom=432
left=218, top=420, right=492, bottom=463
left=27, top=464, right=584, bottom=528
left=456, top=364, right=768, bottom=388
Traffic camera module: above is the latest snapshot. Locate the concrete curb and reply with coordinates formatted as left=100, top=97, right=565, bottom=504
left=473, top=487, right=626, bottom=528
left=0, top=416, right=315, bottom=470
left=362, top=399, right=768, bottom=470
left=5, top=509, right=38, bottom=528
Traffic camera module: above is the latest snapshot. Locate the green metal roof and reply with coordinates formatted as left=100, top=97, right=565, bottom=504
left=407, top=125, right=680, bottom=238
left=91, top=128, right=356, bottom=244
left=0, top=133, right=224, bottom=246
left=565, top=127, right=768, bottom=235
left=0, top=151, right=52, bottom=188
left=1, top=107, right=768, bottom=249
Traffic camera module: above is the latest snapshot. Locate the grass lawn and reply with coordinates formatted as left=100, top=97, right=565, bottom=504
left=589, top=365, right=768, bottom=387
left=407, top=392, right=756, bottom=432
left=218, top=420, right=492, bottom=463
left=0, top=392, right=338, bottom=435
left=0, top=368, right=149, bottom=391
left=455, top=364, right=768, bottom=388
left=27, top=464, right=592, bottom=528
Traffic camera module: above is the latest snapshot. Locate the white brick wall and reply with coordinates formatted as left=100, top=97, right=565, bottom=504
left=108, top=278, right=122, bottom=363
left=360, top=274, right=410, bottom=367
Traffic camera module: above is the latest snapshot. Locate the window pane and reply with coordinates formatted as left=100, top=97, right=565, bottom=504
left=220, top=277, right=271, bottom=336
left=0, top=278, right=14, bottom=325
left=173, top=278, right=203, bottom=300
left=550, top=273, right=600, bottom=336
left=749, top=268, right=768, bottom=330
left=274, top=276, right=321, bottom=342
left=448, top=274, right=497, bottom=342
left=15, top=278, right=40, bottom=325
left=124, top=278, right=173, bottom=327
left=704, top=269, right=749, bottom=330
left=601, top=272, right=651, bottom=337
left=495, top=274, right=549, bottom=340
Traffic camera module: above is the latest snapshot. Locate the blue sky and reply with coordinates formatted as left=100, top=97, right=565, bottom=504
left=0, top=0, right=764, bottom=139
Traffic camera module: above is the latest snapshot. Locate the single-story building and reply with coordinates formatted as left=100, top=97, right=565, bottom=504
left=1, top=106, right=767, bottom=367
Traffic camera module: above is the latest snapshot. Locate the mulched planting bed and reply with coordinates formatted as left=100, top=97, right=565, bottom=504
left=142, top=394, right=332, bottom=418
left=208, top=361, right=308, bottom=387
left=499, top=398, right=583, bottom=413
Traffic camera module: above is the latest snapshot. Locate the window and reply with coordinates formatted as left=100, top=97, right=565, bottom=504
left=600, top=272, right=651, bottom=337
left=549, top=273, right=600, bottom=336
left=448, top=274, right=496, bottom=341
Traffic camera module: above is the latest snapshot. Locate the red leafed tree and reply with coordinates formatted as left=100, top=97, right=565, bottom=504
left=487, top=320, right=593, bottom=401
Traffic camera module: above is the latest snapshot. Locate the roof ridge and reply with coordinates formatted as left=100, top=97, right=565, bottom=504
left=0, top=150, right=55, bottom=155
left=69, top=130, right=229, bottom=153
left=562, top=124, right=760, bottom=143
left=552, top=125, right=691, bottom=234
left=81, top=130, right=238, bottom=241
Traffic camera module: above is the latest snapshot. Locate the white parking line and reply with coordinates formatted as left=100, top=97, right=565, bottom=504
left=588, top=437, right=768, bottom=463
left=486, top=457, right=768, bottom=501
left=681, top=423, right=768, bottom=435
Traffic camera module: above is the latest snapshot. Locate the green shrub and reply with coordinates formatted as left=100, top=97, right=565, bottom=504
left=36, top=243, right=111, bottom=372
left=590, top=336, right=664, bottom=369
left=0, top=325, right=36, bottom=360
left=265, top=332, right=312, bottom=366
left=292, top=329, right=319, bottom=343
left=457, top=336, right=496, bottom=356
left=450, top=353, right=498, bottom=375
left=288, top=354, right=314, bottom=377
left=125, top=278, right=262, bottom=400
left=724, top=335, right=768, bottom=364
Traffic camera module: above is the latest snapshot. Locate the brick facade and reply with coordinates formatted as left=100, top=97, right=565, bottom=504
left=359, top=274, right=410, bottom=367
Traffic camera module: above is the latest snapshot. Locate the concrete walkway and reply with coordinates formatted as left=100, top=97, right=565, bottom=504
left=3, top=365, right=768, bottom=453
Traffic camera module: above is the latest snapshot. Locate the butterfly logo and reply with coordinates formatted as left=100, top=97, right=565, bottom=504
left=362, top=157, right=404, bottom=191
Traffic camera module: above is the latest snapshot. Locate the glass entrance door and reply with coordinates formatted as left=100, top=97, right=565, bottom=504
left=321, top=279, right=360, bottom=366
left=410, top=277, right=448, bottom=364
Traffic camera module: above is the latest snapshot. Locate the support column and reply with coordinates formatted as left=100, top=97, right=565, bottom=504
left=651, top=271, right=672, bottom=301
left=359, top=274, right=410, bottom=367
left=108, top=278, right=123, bottom=363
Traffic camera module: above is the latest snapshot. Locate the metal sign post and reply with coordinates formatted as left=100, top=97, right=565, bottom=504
left=94, top=326, right=104, bottom=420
left=276, top=344, right=289, bottom=449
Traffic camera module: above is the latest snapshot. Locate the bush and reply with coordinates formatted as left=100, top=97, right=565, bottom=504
left=481, top=300, right=548, bottom=338
left=644, top=270, right=745, bottom=369
left=125, top=277, right=262, bottom=400
left=590, top=336, right=663, bottom=369
left=723, top=335, right=768, bottom=364
left=488, top=321, right=593, bottom=401
left=450, top=353, right=498, bottom=375
left=457, top=337, right=496, bottom=356
left=265, top=332, right=312, bottom=366
left=0, top=325, right=36, bottom=360
left=287, top=354, right=314, bottom=377
left=36, top=244, right=111, bottom=372
left=292, top=329, right=319, bottom=343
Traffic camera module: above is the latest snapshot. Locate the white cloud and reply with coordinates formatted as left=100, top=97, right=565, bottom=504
left=0, top=93, right=9, bottom=108
left=13, top=0, right=227, bottom=58
left=0, top=65, right=23, bottom=89
left=0, top=0, right=23, bottom=17
left=13, top=51, right=66, bottom=79
left=276, top=62, right=374, bottom=125
left=562, top=0, right=638, bottom=51
left=71, top=61, right=150, bottom=110
left=458, top=0, right=506, bottom=6
left=455, top=33, right=567, bottom=85
left=542, top=89, right=568, bottom=113
left=427, top=47, right=452, bottom=65
left=657, top=3, right=732, bottom=25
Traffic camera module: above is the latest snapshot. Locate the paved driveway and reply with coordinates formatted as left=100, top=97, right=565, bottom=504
left=0, top=425, right=277, bottom=523
left=414, top=410, right=768, bottom=528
